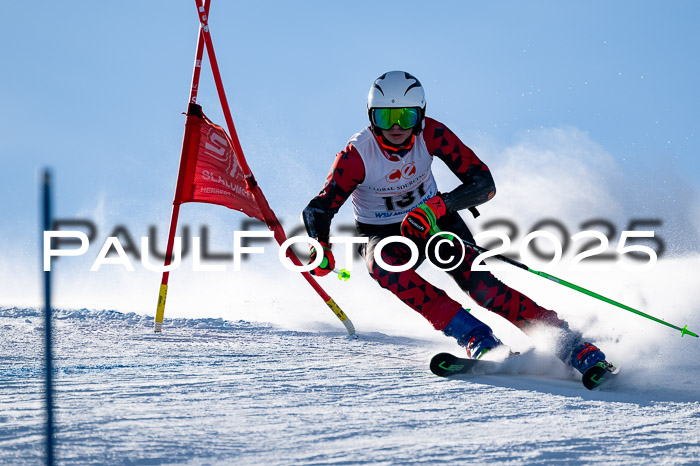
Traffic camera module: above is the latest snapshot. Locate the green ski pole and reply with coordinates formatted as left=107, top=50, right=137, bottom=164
left=526, top=269, right=697, bottom=337
left=428, top=226, right=698, bottom=338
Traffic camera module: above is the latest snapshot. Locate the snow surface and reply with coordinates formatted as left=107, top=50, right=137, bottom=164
left=1, top=306, right=699, bottom=465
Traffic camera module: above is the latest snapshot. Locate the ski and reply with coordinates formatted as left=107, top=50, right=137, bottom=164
left=581, top=360, right=619, bottom=390
left=430, top=352, right=507, bottom=377
left=430, top=352, right=619, bottom=390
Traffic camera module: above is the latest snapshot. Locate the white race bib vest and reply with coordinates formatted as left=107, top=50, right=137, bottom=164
left=349, top=128, right=438, bottom=225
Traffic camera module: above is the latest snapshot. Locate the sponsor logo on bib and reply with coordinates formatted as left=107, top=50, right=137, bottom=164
left=385, top=162, right=416, bottom=183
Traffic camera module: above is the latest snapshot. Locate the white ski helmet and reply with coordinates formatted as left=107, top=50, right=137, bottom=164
left=367, top=71, right=426, bottom=134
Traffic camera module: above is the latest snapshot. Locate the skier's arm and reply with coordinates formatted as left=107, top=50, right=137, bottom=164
left=302, top=144, right=365, bottom=243
left=423, top=117, right=496, bottom=213
left=441, top=169, right=495, bottom=212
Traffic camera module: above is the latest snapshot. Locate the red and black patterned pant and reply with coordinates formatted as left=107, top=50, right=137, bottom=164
left=357, top=213, right=565, bottom=332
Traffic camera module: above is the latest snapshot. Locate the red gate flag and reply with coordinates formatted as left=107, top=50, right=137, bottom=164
left=173, top=103, right=264, bottom=221
left=155, top=0, right=355, bottom=336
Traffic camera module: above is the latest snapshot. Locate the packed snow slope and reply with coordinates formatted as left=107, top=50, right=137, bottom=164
left=1, top=307, right=698, bottom=465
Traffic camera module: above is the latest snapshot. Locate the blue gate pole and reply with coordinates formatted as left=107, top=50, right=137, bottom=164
left=41, top=169, right=55, bottom=465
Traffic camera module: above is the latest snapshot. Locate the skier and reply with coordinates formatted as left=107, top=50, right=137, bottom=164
left=302, top=70, right=608, bottom=375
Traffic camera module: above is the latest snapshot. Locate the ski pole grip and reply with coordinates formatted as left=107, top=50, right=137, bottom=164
left=429, top=224, right=454, bottom=241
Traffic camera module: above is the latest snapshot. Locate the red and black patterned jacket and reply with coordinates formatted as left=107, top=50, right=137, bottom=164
left=303, top=117, right=496, bottom=243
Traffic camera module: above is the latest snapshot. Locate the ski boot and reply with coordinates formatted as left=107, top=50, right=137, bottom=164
left=555, top=327, right=617, bottom=388
left=443, top=309, right=503, bottom=359
left=555, top=327, right=608, bottom=374
left=569, top=342, right=619, bottom=389
left=569, top=342, right=607, bottom=374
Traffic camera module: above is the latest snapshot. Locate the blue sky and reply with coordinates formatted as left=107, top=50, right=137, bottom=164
left=1, top=1, right=699, bottom=310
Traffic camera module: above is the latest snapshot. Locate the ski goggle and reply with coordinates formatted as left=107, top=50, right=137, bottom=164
left=372, top=107, right=420, bottom=130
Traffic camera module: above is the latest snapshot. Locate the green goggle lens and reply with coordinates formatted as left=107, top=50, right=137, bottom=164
left=373, top=107, right=420, bottom=130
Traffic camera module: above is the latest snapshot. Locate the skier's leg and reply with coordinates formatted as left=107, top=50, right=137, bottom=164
left=454, top=249, right=608, bottom=371
left=361, top=233, right=459, bottom=330
left=449, top=246, right=566, bottom=328
left=358, top=226, right=501, bottom=358
left=432, top=213, right=566, bottom=328
left=434, top=214, right=607, bottom=372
